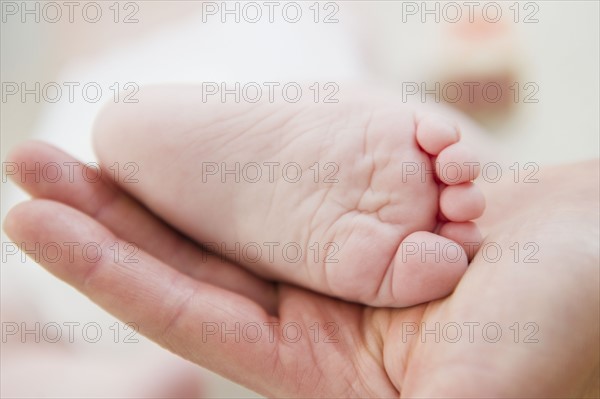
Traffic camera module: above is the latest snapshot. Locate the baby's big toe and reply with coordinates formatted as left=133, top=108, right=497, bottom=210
left=388, top=231, right=469, bottom=306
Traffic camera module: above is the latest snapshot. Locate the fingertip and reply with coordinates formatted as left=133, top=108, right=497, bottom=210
left=2, top=200, right=36, bottom=239
left=3, top=140, right=70, bottom=191
left=2, top=201, right=59, bottom=267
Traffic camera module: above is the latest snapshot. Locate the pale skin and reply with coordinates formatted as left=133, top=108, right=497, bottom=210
left=4, top=87, right=599, bottom=397
left=90, top=85, right=486, bottom=307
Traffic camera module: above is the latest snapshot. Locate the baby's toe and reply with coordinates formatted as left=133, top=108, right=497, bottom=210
left=416, top=115, right=460, bottom=155
left=436, top=142, right=480, bottom=185
left=439, top=221, right=482, bottom=260
left=440, top=183, right=485, bottom=222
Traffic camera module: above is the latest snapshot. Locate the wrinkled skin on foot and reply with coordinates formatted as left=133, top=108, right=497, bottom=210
left=4, top=125, right=598, bottom=396
left=90, top=85, right=485, bottom=307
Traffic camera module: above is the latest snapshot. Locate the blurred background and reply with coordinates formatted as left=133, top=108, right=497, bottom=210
left=1, top=1, right=599, bottom=397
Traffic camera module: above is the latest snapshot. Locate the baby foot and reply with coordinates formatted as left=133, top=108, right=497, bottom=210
left=93, top=85, right=485, bottom=307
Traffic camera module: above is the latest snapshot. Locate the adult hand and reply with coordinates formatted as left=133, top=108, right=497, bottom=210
left=5, top=140, right=598, bottom=398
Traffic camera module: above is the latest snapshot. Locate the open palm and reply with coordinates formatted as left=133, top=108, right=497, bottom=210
left=5, top=142, right=598, bottom=398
